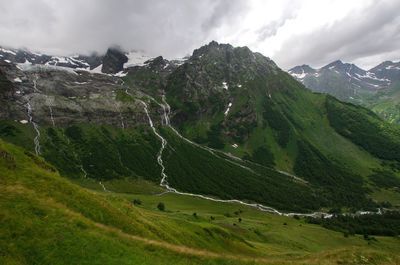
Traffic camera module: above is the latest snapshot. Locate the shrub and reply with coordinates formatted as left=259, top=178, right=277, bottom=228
left=250, top=146, right=275, bottom=167
left=157, top=202, right=165, bottom=211
left=132, top=199, right=142, bottom=206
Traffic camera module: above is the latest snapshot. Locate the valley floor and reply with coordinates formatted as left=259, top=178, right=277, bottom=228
left=1, top=140, right=400, bottom=265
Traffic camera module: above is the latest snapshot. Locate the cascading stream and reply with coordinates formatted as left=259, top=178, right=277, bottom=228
left=48, top=105, right=55, bottom=127
left=139, top=97, right=329, bottom=216
left=80, top=165, right=87, bottom=178
left=99, top=181, right=110, bottom=192
left=46, top=95, right=55, bottom=127
left=25, top=101, right=41, bottom=155
left=140, top=100, right=172, bottom=190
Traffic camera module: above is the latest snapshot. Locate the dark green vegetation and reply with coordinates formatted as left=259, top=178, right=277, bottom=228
left=262, top=99, right=292, bottom=148
left=306, top=212, right=400, bottom=237
left=0, top=68, right=13, bottom=120
left=0, top=110, right=389, bottom=213
left=0, top=120, right=320, bottom=212
left=246, top=146, right=275, bottom=167
left=369, top=170, right=400, bottom=189
left=293, top=139, right=374, bottom=209
left=1, top=139, right=400, bottom=264
left=0, top=121, right=161, bottom=181
left=326, top=96, right=400, bottom=162
left=157, top=202, right=165, bottom=211
left=162, top=128, right=319, bottom=212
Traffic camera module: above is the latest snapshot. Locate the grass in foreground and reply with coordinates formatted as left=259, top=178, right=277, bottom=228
left=1, top=139, right=400, bottom=264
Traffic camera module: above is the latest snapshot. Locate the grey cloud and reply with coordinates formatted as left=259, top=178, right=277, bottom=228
left=201, top=0, right=248, bottom=32
left=273, top=0, right=400, bottom=69
left=0, top=0, right=248, bottom=58
left=0, top=0, right=399, bottom=69
left=256, top=3, right=299, bottom=41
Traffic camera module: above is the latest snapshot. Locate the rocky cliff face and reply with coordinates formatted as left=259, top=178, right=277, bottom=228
left=101, top=48, right=128, bottom=74
left=166, top=41, right=278, bottom=125
left=0, top=63, right=165, bottom=129
left=0, top=62, right=15, bottom=120
left=370, top=61, right=400, bottom=82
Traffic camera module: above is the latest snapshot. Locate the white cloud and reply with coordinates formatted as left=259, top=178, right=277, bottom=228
left=0, top=0, right=399, bottom=69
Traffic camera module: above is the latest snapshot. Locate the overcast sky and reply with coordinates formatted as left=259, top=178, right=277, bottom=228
left=0, top=0, right=399, bottom=69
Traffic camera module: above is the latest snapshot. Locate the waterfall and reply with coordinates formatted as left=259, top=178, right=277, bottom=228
left=26, top=101, right=41, bottom=155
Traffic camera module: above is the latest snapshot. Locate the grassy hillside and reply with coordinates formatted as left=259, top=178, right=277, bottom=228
left=164, top=54, right=400, bottom=210
left=1, top=117, right=392, bottom=212
left=161, top=127, right=319, bottom=212
left=163, top=46, right=388, bottom=179
left=2, top=89, right=400, bottom=212
left=1, top=139, right=400, bottom=265
left=0, top=121, right=161, bottom=181
left=365, top=83, right=400, bottom=124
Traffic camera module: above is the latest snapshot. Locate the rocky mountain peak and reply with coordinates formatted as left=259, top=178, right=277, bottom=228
left=370, top=60, right=400, bottom=81
left=289, top=57, right=395, bottom=103
left=101, top=47, right=128, bottom=74
left=145, top=56, right=168, bottom=69
left=289, top=65, right=316, bottom=74
left=192, top=40, right=234, bottom=58
left=322, top=60, right=345, bottom=70
left=190, top=41, right=277, bottom=72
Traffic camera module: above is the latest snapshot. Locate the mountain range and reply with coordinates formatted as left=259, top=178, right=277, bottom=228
left=1, top=41, right=400, bottom=264
left=289, top=60, right=400, bottom=123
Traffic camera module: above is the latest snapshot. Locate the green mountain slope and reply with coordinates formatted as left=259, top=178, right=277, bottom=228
left=161, top=42, right=400, bottom=210
left=1, top=139, right=400, bottom=265
left=1, top=42, right=400, bottom=212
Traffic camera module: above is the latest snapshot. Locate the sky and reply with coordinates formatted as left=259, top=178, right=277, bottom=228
left=0, top=0, right=399, bottom=70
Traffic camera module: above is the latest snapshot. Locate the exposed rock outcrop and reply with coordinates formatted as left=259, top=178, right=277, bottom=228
left=101, top=48, right=128, bottom=74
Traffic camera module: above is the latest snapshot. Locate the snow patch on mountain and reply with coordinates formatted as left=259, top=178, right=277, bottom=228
left=289, top=60, right=392, bottom=91
left=222, top=81, right=229, bottom=90
left=0, top=48, right=16, bottom=55
left=90, top=64, right=103, bottom=74
left=290, top=71, right=307, bottom=79
left=124, top=51, right=152, bottom=68
left=224, top=102, right=232, bottom=116
left=385, top=65, right=400, bottom=70
left=17, top=63, right=79, bottom=75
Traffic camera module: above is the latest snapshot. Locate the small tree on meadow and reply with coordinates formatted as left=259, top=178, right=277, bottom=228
left=157, top=202, right=165, bottom=211
left=132, top=199, right=142, bottom=206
